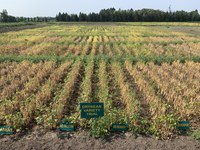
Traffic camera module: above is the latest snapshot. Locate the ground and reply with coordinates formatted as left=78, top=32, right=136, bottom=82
left=0, top=127, right=200, bottom=150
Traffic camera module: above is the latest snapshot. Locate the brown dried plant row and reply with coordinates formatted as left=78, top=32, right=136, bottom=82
left=0, top=62, right=42, bottom=100
left=2, top=61, right=72, bottom=128
left=139, top=62, right=199, bottom=121
left=90, top=41, right=98, bottom=56
left=172, top=61, right=200, bottom=79
left=74, top=36, right=83, bottom=43
left=103, top=36, right=109, bottom=43
left=121, top=44, right=134, bottom=56
left=98, top=36, right=102, bottom=43
left=0, top=62, right=10, bottom=71
left=74, top=44, right=84, bottom=56
left=113, top=44, right=123, bottom=56
left=0, top=45, right=27, bottom=55
left=111, top=61, right=141, bottom=127
left=0, top=61, right=32, bottom=89
left=98, top=44, right=104, bottom=55
left=0, top=62, right=55, bottom=116
left=125, top=61, right=177, bottom=137
left=161, top=62, right=199, bottom=89
left=160, top=63, right=199, bottom=111
left=63, top=44, right=74, bottom=56
left=141, top=62, right=200, bottom=128
left=82, top=43, right=92, bottom=55
left=98, top=61, right=110, bottom=107
left=87, top=36, right=93, bottom=43
left=18, top=62, right=56, bottom=121
left=105, top=44, right=113, bottom=56
left=0, top=62, right=17, bottom=76
left=43, top=61, right=82, bottom=128
left=70, top=59, right=94, bottom=128
left=18, top=61, right=72, bottom=126
left=79, top=59, right=94, bottom=103
left=96, top=60, right=129, bottom=133
left=19, top=37, right=48, bottom=55
left=33, top=61, right=72, bottom=107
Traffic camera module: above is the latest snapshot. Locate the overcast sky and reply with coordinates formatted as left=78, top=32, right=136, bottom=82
left=0, top=0, right=199, bottom=17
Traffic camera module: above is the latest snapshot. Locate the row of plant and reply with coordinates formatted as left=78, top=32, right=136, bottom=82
left=1, top=24, right=200, bottom=57
left=0, top=59, right=199, bottom=138
left=0, top=61, right=71, bottom=129
left=74, top=58, right=95, bottom=128
left=137, top=62, right=200, bottom=128
left=111, top=61, right=142, bottom=130
left=0, top=62, right=55, bottom=128
left=89, top=60, right=126, bottom=137
left=43, top=61, right=83, bottom=128
left=125, top=61, right=178, bottom=137
left=0, top=61, right=32, bottom=95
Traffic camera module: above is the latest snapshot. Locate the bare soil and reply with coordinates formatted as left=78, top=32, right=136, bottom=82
left=0, top=126, right=199, bottom=150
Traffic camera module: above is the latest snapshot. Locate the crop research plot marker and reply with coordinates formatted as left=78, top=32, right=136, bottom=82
left=58, top=120, right=75, bottom=132
left=111, top=124, right=128, bottom=132
left=57, top=119, right=75, bottom=139
left=177, top=121, right=190, bottom=135
left=80, top=102, right=104, bottom=118
left=177, top=121, right=190, bottom=130
left=0, top=126, right=14, bottom=135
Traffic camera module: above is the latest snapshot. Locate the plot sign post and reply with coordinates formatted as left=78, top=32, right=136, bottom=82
left=59, top=120, right=75, bottom=132
left=0, top=126, right=14, bottom=135
left=80, top=102, right=104, bottom=118
left=111, top=124, right=128, bottom=132
left=177, top=121, right=190, bottom=135
left=57, top=119, right=75, bottom=139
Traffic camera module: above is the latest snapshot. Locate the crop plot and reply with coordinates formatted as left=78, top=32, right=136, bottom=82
left=0, top=23, right=199, bottom=138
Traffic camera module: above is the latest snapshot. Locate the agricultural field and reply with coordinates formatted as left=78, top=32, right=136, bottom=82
left=0, top=22, right=47, bottom=34
left=0, top=22, right=200, bottom=140
left=1, top=23, right=200, bottom=57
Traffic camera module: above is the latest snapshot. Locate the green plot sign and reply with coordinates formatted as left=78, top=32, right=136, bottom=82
left=0, top=126, right=14, bottom=135
left=177, top=121, right=190, bottom=130
left=111, top=124, right=128, bottom=132
left=59, top=120, right=75, bottom=132
left=80, top=102, right=104, bottom=118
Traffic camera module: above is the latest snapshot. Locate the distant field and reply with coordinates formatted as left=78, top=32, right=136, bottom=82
left=0, top=22, right=36, bottom=28
left=0, top=22, right=47, bottom=33
left=0, top=23, right=200, bottom=57
left=0, top=22, right=199, bottom=139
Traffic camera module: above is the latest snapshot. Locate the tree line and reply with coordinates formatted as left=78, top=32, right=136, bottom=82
left=0, top=9, right=16, bottom=22
left=0, top=9, right=54, bottom=22
left=1, top=8, right=200, bottom=22
left=56, top=8, right=200, bottom=22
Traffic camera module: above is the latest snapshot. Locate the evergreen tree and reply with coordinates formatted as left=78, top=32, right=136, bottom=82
left=0, top=9, right=8, bottom=22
